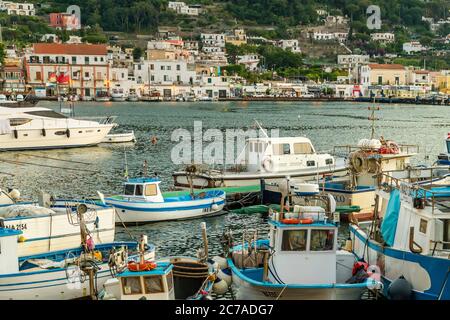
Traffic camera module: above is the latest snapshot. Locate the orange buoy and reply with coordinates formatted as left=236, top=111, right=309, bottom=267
left=127, top=260, right=157, bottom=272
left=281, top=218, right=314, bottom=225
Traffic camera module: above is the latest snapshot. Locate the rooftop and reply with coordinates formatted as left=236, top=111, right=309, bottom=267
left=368, top=64, right=405, bottom=70
left=32, top=43, right=108, bottom=56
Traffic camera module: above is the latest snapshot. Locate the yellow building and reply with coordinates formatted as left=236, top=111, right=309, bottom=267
left=360, top=64, right=407, bottom=86
left=225, top=29, right=247, bottom=46
left=434, top=74, right=450, bottom=94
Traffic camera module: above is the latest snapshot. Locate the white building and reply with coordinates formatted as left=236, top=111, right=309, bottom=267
left=337, top=54, right=370, bottom=67
left=371, top=32, right=395, bottom=43
left=402, top=41, right=427, bottom=54
left=311, top=32, right=347, bottom=43
left=237, top=54, right=260, bottom=71
left=25, top=43, right=110, bottom=98
left=0, top=1, right=35, bottom=16
left=40, top=34, right=59, bottom=43
left=167, top=1, right=200, bottom=16
left=276, top=40, right=301, bottom=53
left=133, top=60, right=197, bottom=86
left=201, top=33, right=226, bottom=48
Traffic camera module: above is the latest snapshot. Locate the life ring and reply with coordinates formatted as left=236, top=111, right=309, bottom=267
left=280, top=218, right=314, bottom=225
left=262, top=157, right=273, bottom=172
left=127, top=260, right=157, bottom=272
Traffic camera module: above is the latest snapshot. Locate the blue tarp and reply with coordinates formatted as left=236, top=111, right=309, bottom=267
left=381, top=189, right=401, bottom=247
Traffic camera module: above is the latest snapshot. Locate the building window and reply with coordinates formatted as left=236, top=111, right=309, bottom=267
left=176, top=64, right=180, bottom=71
left=84, top=57, right=89, bottom=65
left=378, top=76, right=383, bottom=85
left=207, top=78, right=212, bottom=83
left=164, top=75, right=169, bottom=82
left=35, top=71, right=42, bottom=81
left=395, top=77, right=400, bottom=85
left=150, top=75, right=154, bottom=81
left=177, top=75, right=181, bottom=82
left=167, top=66, right=171, bottom=70
left=150, top=64, right=154, bottom=70
left=72, top=56, right=77, bottom=64
left=161, top=66, right=165, bottom=70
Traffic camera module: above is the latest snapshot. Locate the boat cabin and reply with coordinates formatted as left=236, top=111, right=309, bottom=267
left=103, top=262, right=175, bottom=300
left=0, top=228, right=21, bottom=275
left=268, top=215, right=339, bottom=285
left=122, top=178, right=164, bottom=203
left=437, top=133, right=450, bottom=165
left=237, top=137, right=335, bottom=173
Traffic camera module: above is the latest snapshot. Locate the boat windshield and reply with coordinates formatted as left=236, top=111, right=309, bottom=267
left=24, top=110, right=67, bottom=119
left=281, top=230, right=307, bottom=251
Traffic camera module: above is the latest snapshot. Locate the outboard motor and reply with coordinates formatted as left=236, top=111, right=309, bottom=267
left=388, top=275, right=412, bottom=300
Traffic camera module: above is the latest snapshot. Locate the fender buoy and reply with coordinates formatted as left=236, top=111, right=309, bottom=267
left=127, top=260, right=157, bottom=272
left=262, top=157, right=273, bottom=172
left=281, top=218, right=314, bottom=225
left=41, top=128, right=46, bottom=137
left=66, top=129, right=70, bottom=138
left=13, top=129, right=18, bottom=139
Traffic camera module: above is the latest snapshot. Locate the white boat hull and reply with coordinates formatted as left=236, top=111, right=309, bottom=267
left=173, top=166, right=348, bottom=189
left=1, top=204, right=116, bottom=257
left=106, top=194, right=226, bottom=223
left=232, top=272, right=368, bottom=300
left=101, top=131, right=136, bottom=143
left=0, top=245, right=155, bottom=300
left=0, top=125, right=114, bottom=150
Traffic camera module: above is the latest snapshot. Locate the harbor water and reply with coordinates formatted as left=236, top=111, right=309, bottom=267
left=2, top=100, right=449, bottom=260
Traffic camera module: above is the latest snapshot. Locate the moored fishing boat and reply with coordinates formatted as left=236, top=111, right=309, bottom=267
left=350, top=169, right=450, bottom=300
left=225, top=190, right=381, bottom=300
left=173, top=128, right=347, bottom=189
left=100, top=223, right=219, bottom=300
left=0, top=190, right=116, bottom=257
left=104, top=177, right=226, bottom=223
left=0, top=206, right=155, bottom=300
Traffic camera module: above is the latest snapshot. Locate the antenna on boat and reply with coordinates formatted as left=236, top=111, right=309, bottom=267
left=143, top=160, right=148, bottom=177
left=123, top=148, right=129, bottom=180
left=368, top=97, right=380, bottom=139
left=254, top=119, right=269, bottom=138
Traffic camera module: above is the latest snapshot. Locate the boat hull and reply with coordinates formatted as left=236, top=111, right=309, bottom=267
left=105, top=192, right=226, bottom=223
left=1, top=201, right=116, bottom=257
left=173, top=166, right=348, bottom=189
left=101, top=132, right=136, bottom=143
left=0, top=125, right=114, bottom=150
left=0, top=243, right=155, bottom=300
left=350, top=224, right=450, bottom=300
left=229, top=263, right=369, bottom=300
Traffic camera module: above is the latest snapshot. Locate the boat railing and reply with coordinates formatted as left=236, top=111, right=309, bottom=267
left=332, top=144, right=420, bottom=158
left=377, top=172, right=450, bottom=215
left=73, top=115, right=117, bottom=125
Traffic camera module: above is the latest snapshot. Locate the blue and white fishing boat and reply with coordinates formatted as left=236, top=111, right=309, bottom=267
left=350, top=169, right=450, bottom=300
left=0, top=227, right=155, bottom=300
left=226, top=191, right=380, bottom=300
left=437, top=133, right=450, bottom=166
left=0, top=189, right=115, bottom=257
left=104, top=177, right=226, bottom=223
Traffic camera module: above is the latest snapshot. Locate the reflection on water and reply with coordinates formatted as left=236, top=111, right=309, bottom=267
left=1, top=100, right=449, bottom=258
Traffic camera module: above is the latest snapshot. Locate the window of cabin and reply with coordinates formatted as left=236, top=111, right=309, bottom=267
left=293, top=143, right=313, bottom=154
left=121, top=277, right=143, bottom=295
left=144, top=276, right=164, bottom=294
left=310, top=229, right=335, bottom=251
left=326, top=158, right=334, bottom=165
left=249, top=142, right=253, bottom=152
left=281, top=230, right=307, bottom=251
left=145, top=184, right=157, bottom=196
left=307, top=160, right=315, bottom=167
left=419, top=219, right=428, bottom=234
left=135, top=184, right=143, bottom=196
left=273, top=144, right=291, bottom=155
left=124, top=184, right=135, bottom=196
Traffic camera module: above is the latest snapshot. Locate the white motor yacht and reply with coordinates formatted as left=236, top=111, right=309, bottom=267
left=0, top=106, right=116, bottom=150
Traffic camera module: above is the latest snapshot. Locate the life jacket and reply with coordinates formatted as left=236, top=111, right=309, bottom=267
left=352, top=261, right=369, bottom=276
